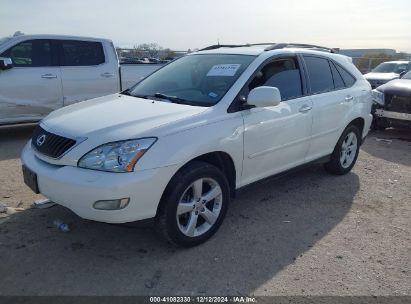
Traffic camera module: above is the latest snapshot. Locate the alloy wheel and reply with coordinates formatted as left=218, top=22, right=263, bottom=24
left=176, top=177, right=223, bottom=237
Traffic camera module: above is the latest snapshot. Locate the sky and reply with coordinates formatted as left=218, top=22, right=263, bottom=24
left=1, top=0, right=411, bottom=52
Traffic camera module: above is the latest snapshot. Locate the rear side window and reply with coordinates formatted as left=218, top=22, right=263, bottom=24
left=303, top=56, right=334, bottom=94
left=1, top=39, right=52, bottom=67
left=60, top=40, right=104, bottom=66
left=335, top=63, right=356, bottom=87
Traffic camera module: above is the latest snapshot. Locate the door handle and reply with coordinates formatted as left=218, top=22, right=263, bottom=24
left=101, top=72, right=115, bottom=78
left=345, top=95, right=354, bottom=102
left=299, top=105, right=312, bottom=113
left=41, top=74, right=57, bottom=79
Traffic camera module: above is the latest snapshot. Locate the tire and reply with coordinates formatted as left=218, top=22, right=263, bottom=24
left=371, top=117, right=388, bottom=131
left=325, top=125, right=361, bottom=175
left=155, top=161, right=230, bottom=247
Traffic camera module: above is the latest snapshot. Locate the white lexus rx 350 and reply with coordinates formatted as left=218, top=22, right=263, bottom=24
left=22, top=43, right=373, bottom=246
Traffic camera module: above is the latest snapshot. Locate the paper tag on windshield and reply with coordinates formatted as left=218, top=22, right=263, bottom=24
left=207, top=64, right=241, bottom=76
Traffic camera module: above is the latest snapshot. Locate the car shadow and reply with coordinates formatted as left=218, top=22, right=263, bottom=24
left=0, top=123, right=37, bottom=161
left=361, top=129, right=411, bottom=167
left=0, top=164, right=358, bottom=296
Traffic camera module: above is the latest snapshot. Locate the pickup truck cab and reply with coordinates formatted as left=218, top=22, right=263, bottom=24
left=0, top=34, right=161, bottom=124
left=21, top=43, right=373, bottom=247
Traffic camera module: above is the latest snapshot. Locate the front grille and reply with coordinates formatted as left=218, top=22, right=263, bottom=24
left=387, top=95, right=411, bottom=113
left=31, top=125, right=76, bottom=158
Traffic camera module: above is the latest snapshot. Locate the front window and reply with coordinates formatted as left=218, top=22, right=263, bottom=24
left=372, top=63, right=408, bottom=74
left=1, top=39, right=52, bottom=67
left=127, top=54, right=256, bottom=107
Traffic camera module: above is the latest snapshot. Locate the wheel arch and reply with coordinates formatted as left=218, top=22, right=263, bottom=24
left=349, top=117, right=365, bottom=135
left=155, top=151, right=237, bottom=217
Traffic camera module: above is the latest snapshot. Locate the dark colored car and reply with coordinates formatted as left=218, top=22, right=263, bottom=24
left=372, top=70, right=411, bottom=130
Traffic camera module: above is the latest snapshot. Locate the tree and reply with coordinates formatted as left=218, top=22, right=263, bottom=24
left=134, top=43, right=163, bottom=58
left=162, top=48, right=176, bottom=60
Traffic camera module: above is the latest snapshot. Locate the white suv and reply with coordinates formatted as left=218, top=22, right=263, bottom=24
left=22, top=43, right=373, bottom=246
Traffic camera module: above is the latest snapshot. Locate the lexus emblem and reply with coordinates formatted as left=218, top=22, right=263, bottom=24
left=36, top=134, right=47, bottom=146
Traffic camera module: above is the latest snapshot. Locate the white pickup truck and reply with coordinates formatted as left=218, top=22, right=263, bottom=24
left=0, top=34, right=163, bottom=124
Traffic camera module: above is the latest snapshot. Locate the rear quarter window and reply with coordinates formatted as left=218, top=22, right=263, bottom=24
left=334, top=63, right=356, bottom=87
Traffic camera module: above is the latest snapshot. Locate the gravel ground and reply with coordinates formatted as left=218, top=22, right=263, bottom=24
left=0, top=124, right=410, bottom=296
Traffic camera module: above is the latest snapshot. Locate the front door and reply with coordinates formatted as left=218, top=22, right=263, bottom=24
left=241, top=56, right=313, bottom=186
left=0, top=39, right=62, bottom=123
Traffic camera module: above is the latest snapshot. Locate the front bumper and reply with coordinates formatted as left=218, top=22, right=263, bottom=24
left=21, top=143, right=179, bottom=223
left=375, top=109, right=411, bottom=122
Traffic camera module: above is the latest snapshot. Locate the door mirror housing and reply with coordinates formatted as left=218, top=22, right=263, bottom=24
left=247, top=86, right=281, bottom=108
left=0, top=57, right=13, bottom=70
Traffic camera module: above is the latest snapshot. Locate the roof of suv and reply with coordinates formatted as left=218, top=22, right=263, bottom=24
left=194, top=46, right=352, bottom=63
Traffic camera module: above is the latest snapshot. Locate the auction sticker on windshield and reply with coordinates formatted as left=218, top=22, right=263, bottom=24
left=207, top=64, right=241, bottom=76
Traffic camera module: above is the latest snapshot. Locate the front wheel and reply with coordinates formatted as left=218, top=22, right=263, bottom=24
left=156, top=161, right=230, bottom=247
left=325, top=125, right=361, bottom=175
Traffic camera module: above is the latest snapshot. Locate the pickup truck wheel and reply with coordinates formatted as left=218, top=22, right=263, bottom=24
left=156, top=161, right=230, bottom=247
left=325, top=125, right=361, bottom=175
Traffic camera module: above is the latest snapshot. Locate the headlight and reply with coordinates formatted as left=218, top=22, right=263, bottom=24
left=78, top=138, right=157, bottom=172
left=371, top=89, right=385, bottom=106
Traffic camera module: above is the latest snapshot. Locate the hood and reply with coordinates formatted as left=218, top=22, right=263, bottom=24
left=42, top=94, right=208, bottom=140
left=364, top=72, right=399, bottom=81
left=376, top=79, right=411, bottom=96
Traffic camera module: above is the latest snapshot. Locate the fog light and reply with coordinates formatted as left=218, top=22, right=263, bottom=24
left=93, top=198, right=130, bottom=210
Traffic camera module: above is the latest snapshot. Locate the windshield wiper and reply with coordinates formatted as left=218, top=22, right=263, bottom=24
left=123, top=91, right=191, bottom=105
left=121, top=89, right=131, bottom=96
left=153, top=93, right=188, bottom=104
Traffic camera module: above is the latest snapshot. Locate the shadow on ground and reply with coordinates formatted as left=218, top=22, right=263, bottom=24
left=0, top=123, right=37, bottom=161
left=362, top=129, right=411, bottom=167
left=0, top=165, right=359, bottom=295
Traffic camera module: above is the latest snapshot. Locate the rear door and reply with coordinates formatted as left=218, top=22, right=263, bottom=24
left=0, top=39, right=62, bottom=123
left=58, top=39, right=120, bottom=106
left=302, top=55, right=357, bottom=161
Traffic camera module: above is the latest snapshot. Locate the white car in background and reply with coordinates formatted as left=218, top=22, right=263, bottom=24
left=22, top=43, right=373, bottom=247
left=0, top=33, right=162, bottom=125
left=364, top=60, right=411, bottom=89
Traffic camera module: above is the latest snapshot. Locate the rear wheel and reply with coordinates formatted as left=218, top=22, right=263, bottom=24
left=156, top=161, right=230, bottom=247
left=325, top=125, right=361, bottom=175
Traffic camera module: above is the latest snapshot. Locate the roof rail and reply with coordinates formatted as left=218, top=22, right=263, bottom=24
left=265, top=43, right=338, bottom=53
left=199, top=43, right=277, bottom=51
left=199, top=42, right=339, bottom=53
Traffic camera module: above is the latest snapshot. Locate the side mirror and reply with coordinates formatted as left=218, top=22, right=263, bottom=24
left=399, top=71, right=406, bottom=78
left=247, top=86, right=281, bottom=108
left=0, top=57, right=13, bottom=70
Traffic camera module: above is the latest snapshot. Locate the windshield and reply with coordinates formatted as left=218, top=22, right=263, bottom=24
left=372, top=62, right=409, bottom=74
left=128, top=54, right=256, bottom=106
left=402, top=71, right=411, bottom=80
